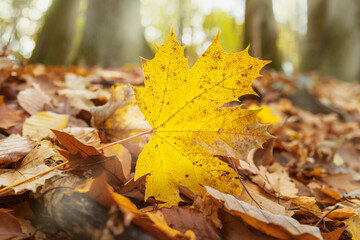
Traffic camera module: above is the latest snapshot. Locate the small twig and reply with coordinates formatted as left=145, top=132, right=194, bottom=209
left=96, top=129, right=153, bottom=151
left=229, top=157, right=262, bottom=209
left=315, top=205, right=340, bottom=227
left=0, top=130, right=153, bottom=194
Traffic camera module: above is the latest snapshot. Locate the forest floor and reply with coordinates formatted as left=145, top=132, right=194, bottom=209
left=0, top=56, right=360, bottom=240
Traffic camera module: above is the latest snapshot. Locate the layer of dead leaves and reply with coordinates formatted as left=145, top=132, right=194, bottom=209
left=0, top=57, right=360, bottom=240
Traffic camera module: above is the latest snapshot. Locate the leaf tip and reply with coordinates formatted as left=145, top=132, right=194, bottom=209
left=262, top=60, right=272, bottom=67
left=170, top=24, right=175, bottom=35
left=214, top=29, right=221, bottom=44
left=140, top=57, right=149, bottom=65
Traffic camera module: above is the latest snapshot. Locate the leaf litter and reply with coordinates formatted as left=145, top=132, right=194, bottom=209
left=0, top=29, right=359, bottom=239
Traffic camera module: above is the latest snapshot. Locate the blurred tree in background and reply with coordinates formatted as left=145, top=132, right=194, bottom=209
left=29, top=0, right=151, bottom=67
left=74, top=0, right=152, bottom=67
left=0, top=0, right=359, bottom=81
left=244, top=0, right=282, bottom=70
left=302, top=0, right=360, bottom=82
left=29, top=0, right=80, bottom=65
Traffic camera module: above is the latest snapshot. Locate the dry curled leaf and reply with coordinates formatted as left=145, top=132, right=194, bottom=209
left=205, top=186, right=323, bottom=240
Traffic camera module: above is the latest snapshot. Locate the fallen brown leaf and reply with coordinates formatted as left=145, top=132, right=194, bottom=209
left=321, top=225, right=347, bottom=240
left=52, top=130, right=127, bottom=186
left=75, top=173, right=118, bottom=208
left=157, top=206, right=222, bottom=240
left=326, top=207, right=357, bottom=220
left=0, top=57, right=13, bottom=85
left=0, top=96, right=23, bottom=130
left=0, top=209, right=26, bottom=240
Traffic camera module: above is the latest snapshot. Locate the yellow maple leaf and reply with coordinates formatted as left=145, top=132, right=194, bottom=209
left=132, top=27, right=271, bottom=206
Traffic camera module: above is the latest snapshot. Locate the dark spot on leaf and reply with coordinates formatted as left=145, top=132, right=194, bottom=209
left=155, top=145, right=158, bottom=148
left=185, top=174, right=189, bottom=178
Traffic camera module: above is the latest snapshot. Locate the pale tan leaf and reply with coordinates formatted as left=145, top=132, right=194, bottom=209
left=22, top=111, right=69, bottom=140
left=17, top=83, right=51, bottom=115
left=205, top=186, right=323, bottom=240
left=0, top=135, right=34, bottom=167
left=58, top=89, right=109, bottom=112
left=266, top=163, right=298, bottom=198
left=237, top=183, right=286, bottom=216
left=64, top=73, right=91, bottom=90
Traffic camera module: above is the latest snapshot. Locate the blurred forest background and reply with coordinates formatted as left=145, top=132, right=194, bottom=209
left=1, top=0, right=359, bottom=82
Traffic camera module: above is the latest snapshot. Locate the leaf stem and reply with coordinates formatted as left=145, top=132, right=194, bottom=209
left=0, top=129, right=154, bottom=194
left=96, top=129, right=153, bottom=151
left=229, top=157, right=262, bottom=209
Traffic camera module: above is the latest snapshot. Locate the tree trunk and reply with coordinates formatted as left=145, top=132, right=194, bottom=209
left=244, top=0, right=282, bottom=70
left=301, top=0, right=360, bottom=81
left=74, top=0, right=152, bottom=68
left=300, top=0, right=327, bottom=72
left=29, top=0, right=80, bottom=65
